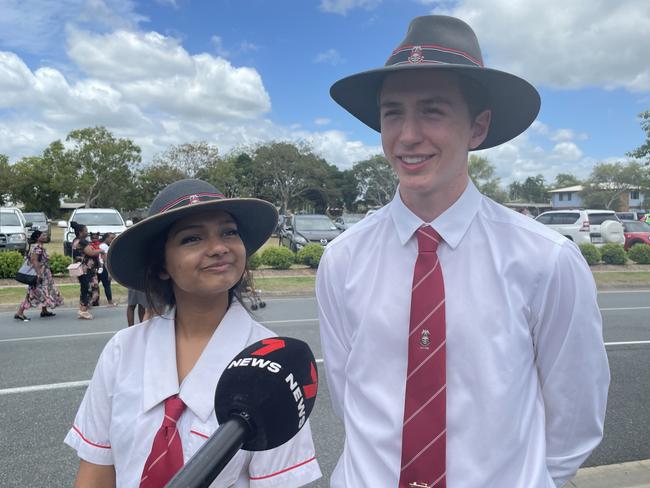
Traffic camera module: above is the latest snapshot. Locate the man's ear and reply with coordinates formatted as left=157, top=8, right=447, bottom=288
left=469, top=109, right=491, bottom=150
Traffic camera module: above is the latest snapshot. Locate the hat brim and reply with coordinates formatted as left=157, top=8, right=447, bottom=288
left=330, top=64, right=540, bottom=150
left=106, top=198, right=278, bottom=291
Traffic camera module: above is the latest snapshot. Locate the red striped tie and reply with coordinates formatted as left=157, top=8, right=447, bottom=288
left=399, top=225, right=446, bottom=488
left=140, top=395, right=186, bottom=488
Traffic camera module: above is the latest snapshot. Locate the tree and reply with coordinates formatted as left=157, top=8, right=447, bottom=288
left=509, top=175, right=548, bottom=203
left=0, top=155, right=11, bottom=204
left=580, top=161, right=650, bottom=210
left=252, top=142, right=332, bottom=213
left=627, top=110, right=650, bottom=165
left=65, top=127, right=141, bottom=209
left=137, top=163, right=188, bottom=208
left=152, top=142, right=220, bottom=177
left=352, top=155, right=398, bottom=207
left=468, top=155, right=508, bottom=203
left=553, top=173, right=581, bottom=189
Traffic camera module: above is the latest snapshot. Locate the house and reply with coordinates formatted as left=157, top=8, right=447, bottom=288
left=548, top=185, right=646, bottom=210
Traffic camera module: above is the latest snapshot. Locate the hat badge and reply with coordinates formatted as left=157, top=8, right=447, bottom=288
left=408, top=45, right=424, bottom=64
left=420, top=329, right=431, bottom=348
left=188, top=194, right=201, bottom=205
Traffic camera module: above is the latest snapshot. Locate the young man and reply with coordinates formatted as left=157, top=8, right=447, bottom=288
left=317, top=15, right=609, bottom=488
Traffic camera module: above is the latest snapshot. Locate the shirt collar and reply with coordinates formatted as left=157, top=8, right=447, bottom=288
left=142, top=302, right=253, bottom=422
left=389, top=179, right=482, bottom=249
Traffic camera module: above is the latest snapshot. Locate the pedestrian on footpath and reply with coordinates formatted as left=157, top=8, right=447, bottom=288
left=317, top=15, right=610, bottom=488
left=65, top=179, right=321, bottom=487
left=14, top=230, right=63, bottom=321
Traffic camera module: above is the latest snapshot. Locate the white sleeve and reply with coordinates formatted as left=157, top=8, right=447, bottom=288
left=530, top=242, right=610, bottom=487
left=315, top=246, right=350, bottom=420
left=247, top=420, right=321, bottom=487
left=63, top=335, right=120, bottom=465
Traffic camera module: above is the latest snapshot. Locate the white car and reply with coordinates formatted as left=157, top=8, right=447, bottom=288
left=0, top=207, right=30, bottom=255
left=58, top=208, right=132, bottom=256
left=535, top=209, right=625, bottom=246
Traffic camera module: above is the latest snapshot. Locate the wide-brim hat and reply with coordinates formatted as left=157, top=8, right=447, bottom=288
left=330, top=15, right=540, bottom=150
left=107, top=179, right=278, bottom=291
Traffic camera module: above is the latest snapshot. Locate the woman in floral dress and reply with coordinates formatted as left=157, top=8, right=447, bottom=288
left=14, top=230, right=64, bottom=321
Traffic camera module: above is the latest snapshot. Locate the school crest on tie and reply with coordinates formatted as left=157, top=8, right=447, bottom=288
left=420, top=329, right=431, bottom=348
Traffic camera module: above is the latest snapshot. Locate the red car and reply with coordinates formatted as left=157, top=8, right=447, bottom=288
left=622, top=221, right=650, bottom=250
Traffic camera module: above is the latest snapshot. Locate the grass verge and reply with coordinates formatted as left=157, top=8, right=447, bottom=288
left=592, top=271, right=650, bottom=289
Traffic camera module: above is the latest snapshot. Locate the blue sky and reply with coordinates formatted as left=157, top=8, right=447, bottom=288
left=1, top=0, right=649, bottom=186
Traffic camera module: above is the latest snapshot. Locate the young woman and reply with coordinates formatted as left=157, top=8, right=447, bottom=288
left=64, top=179, right=321, bottom=487
left=14, top=230, right=64, bottom=321
left=71, top=222, right=102, bottom=320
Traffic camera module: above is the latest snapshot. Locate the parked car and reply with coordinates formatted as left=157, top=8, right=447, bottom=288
left=23, top=212, right=51, bottom=242
left=280, top=214, right=341, bottom=252
left=616, top=211, right=647, bottom=221
left=535, top=209, right=625, bottom=246
left=0, top=207, right=31, bottom=255
left=58, top=208, right=132, bottom=256
left=622, top=220, right=650, bottom=251
left=334, top=213, right=364, bottom=231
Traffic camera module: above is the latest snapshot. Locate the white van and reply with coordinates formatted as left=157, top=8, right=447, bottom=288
left=0, top=207, right=30, bottom=255
left=58, top=208, right=132, bottom=256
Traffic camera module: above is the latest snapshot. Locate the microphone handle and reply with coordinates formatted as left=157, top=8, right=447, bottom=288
left=166, top=415, right=251, bottom=488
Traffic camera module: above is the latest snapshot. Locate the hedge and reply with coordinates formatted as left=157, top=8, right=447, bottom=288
left=260, top=247, right=295, bottom=269
left=247, top=252, right=262, bottom=270
left=578, top=243, right=601, bottom=266
left=0, top=251, right=23, bottom=279
left=297, top=244, right=324, bottom=269
left=49, top=253, right=72, bottom=275
left=627, top=243, right=650, bottom=264
left=600, top=243, right=627, bottom=265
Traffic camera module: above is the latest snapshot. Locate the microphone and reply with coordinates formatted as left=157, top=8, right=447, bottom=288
left=166, top=337, right=318, bottom=488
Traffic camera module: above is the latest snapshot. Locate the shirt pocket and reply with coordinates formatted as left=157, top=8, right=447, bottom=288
left=188, top=421, right=249, bottom=487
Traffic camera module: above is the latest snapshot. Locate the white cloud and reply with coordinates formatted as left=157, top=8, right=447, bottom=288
left=294, top=130, right=382, bottom=169
left=314, top=49, right=345, bottom=66
left=436, top=0, right=650, bottom=92
left=320, top=0, right=382, bottom=15
left=549, top=128, right=588, bottom=142
left=210, top=35, right=230, bottom=58
left=314, top=118, right=331, bottom=126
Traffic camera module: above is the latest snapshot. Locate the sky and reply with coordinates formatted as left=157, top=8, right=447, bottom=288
left=0, top=0, right=649, bottom=187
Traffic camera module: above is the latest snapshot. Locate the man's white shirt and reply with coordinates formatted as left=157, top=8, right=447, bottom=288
left=64, top=302, right=321, bottom=487
left=317, top=181, right=609, bottom=488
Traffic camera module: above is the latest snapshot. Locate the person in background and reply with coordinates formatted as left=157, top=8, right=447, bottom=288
left=64, top=178, right=321, bottom=487
left=126, top=288, right=147, bottom=326
left=14, top=230, right=64, bottom=321
left=95, top=232, right=116, bottom=307
left=318, top=15, right=609, bottom=488
left=71, top=222, right=101, bottom=320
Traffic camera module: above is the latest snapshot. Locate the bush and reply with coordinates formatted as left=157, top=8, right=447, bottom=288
left=0, top=251, right=23, bottom=279
left=260, top=246, right=295, bottom=269
left=297, top=243, right=324, bottom=268
left=600, top=243, right=627, bottom=265
left=627, top=243, right=650, bottom=264
left=578, top=243, right=601, bottom=266
left=49, top=253, right=72, bottom=275
left=247, top=252, right=262, bottom=270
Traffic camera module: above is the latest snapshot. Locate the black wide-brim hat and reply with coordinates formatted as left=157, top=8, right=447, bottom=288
left=330, top=15, right=540, bottom=150
left=107, top=179, right=278, bottom=291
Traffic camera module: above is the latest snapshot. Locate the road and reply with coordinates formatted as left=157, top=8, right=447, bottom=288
left=1, top=292, right=649, bottom=487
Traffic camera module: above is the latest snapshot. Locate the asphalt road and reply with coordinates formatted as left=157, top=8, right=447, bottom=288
left=0, top=292, right=649, bottom=487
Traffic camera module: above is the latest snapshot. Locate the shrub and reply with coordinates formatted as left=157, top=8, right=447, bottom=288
left=260, top=246, right=295, bottom=269
left=49, top=253, right=72, bottom=275
left=297, top=243, right=324, bottom=268
left=0, top=251, right=23, bottom=279
left=578, top=243, right=601, bottom=266
left=627, top=243, right=650, bottom=264
left=600, top=243, right=627, bottom=265
left=247, top=252, right=262, bottom=270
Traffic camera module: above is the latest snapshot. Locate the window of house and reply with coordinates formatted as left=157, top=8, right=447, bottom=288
left=631, top=190, right=640, bottom=200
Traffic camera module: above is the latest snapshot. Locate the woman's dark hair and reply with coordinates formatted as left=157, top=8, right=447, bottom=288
left=29, top=230, right=42, bottom=244
left=70, top=221, right=87, bottom=237
left=101, top=232, right=115, bottom=242
left=143, top=227, right=251, bottom=316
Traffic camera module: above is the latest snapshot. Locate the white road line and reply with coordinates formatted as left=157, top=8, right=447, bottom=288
left=0, top=359, right=325, bottom=396
left=600, top=306, right=650, bottom=311
left=0, top=330, right=118, bottom=343
left=261, top=319, right=319, bottom=325
left=604, top=340, right=650, bottom=346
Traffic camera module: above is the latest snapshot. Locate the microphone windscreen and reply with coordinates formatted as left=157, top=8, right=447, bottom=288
left=214, top=337, right=318, bottom=451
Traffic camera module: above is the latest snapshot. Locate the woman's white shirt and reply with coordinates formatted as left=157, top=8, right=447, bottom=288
left=64, top=302, right=321, bottom=487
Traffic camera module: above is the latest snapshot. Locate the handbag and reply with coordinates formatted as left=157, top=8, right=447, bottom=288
left=15, top=259, right=38, bottom=286
left=67, top=262, right=84, bottom=277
